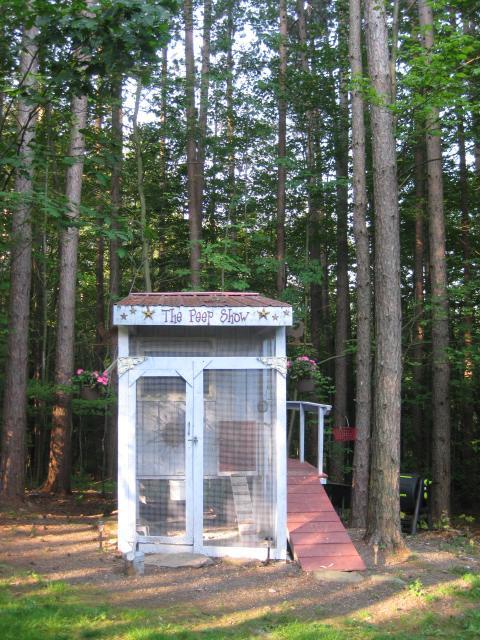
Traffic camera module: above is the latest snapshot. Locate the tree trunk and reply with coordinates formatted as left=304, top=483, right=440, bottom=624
left=457, top=110, right=474, bottom=489
left=226, top=0, right=236, bottom=233
left=109, top=76, right=122, bottom=306
left=43, top=92, right=88, bottom=494
left=106, top=76, right=123, bottom=481
left=412, top=136, right=426, bottom=468
left=197, top=0, right=212, bottom=222
left=0, top=22, right=39, bottom=501
left=94, top=117, right=106, bottom=366
left=418, top=0, right=451, bottom=523
left=349, top=0, right=371, bottom=529
left=276, top=0, right=288, bottom=294
left=331, top=12, right=350, bottom=482
left=184, top=0, right=201, bottom=288
left=133, top=79, right=152, bottom=291
left=364, top=0, right=404, bottom=550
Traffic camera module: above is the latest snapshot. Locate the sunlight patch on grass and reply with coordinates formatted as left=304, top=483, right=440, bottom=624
left=0, top=567, right=479, bottom=640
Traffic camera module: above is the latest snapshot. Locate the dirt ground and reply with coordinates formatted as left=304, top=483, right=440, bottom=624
left=1, top=491, right=479, bottom=624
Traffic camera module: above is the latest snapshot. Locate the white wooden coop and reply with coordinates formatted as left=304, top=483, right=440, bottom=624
left=114, top=292, right=292, bottom=560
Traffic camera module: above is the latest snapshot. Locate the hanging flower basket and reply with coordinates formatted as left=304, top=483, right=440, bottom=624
left=72, top=368, right=110, bottom=400
left=288, top=355, right=318, bottom=394
left=297, top=377, right=315, bottom=392
left=80, top=386, right=100, bottom=401
left=332, top=426, right=357, bottom=442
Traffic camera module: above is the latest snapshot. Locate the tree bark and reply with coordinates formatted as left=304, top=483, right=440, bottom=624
left=133, top=79, right=152, bottom=291
left=44, top=92, right=88, bottom=494
left=364, top=0, right=404, bottom=550
left=184, top=0, right=201, bottom=288
left=457, top=110, right=474, bottom=485
left=412, top=136, right=426, bottom=467
left=418, top=0, right=451, bottom=522
left=197, top=0, right=212, bottom=222
left=0, top=22, right=39, bottom=501
left=349, top=0, right=371, bottom=528
left=106, top=77, right=123, bottom=481
left=276, top=0, right=288, bottom=294
left=109, top=76, right=122, bottom=306
left=225, top=0, right=236, bottom=232
left=331, top=6, right=350, bottom=482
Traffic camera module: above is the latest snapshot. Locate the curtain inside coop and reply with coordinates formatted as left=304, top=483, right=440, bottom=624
left=136, top=376, right=187, bottom=538
left=203, top=369, right=277, bottom=548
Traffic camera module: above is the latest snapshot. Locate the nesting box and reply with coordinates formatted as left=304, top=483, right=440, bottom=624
left=114, top=292, right=292, bottom=560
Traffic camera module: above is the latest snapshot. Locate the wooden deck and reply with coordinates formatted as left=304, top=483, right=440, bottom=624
left=287, top=459, right=366, bottom=572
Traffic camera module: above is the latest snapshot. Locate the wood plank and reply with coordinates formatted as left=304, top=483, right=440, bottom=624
left=287, top=521, right=345, bottom=533
left=287, top=504, right=336, bottom=513
left=293, top=543, right=359, bottom=557
left=290, top=531, right=351, bottom=545
left=287, top=512, right=341, bottom=524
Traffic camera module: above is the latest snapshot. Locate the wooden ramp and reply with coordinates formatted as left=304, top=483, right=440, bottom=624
left=287, top=459, right=366, bottom=572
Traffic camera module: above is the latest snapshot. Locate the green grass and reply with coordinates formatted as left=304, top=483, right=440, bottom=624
left=0, top=570, right=479, bottom=640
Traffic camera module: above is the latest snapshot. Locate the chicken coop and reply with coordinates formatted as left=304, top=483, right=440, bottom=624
left=114, top=292, right=292, bottom=560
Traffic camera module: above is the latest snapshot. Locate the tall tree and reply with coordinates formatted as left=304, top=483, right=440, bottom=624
left=331, top=3, right=350, bottom=483
left=0, top=19, right=39, bottom=500
left=349, top=0, right=371, bottom=528
left=43, top=88, right=89, bottom=494
left=197, top=0, right=212, bottom=221
left=412, top=135, right=426, bottom=466
left=133, top=79, right=152, bottom=291
left=43, top=0, right=97, bottom=493
left=184, top=0, right=201, bottom=287
left=364, top=0, right=404, bottom=549
left=275, top=0, right=288, bottom=294
left=417, top=0, right=451, bottom=522
left=109, top=76, right=122, bottom=308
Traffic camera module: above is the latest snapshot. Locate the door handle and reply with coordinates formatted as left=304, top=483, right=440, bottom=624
left=188, top=436, right=198, bottom=445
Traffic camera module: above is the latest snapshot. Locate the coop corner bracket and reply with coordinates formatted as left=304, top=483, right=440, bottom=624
left=118, top=356, right=148, bottom=376
left=257, top=356, right=288, bottom=377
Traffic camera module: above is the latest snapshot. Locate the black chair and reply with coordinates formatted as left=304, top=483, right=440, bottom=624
left=400, top=474, right=430, bottom=534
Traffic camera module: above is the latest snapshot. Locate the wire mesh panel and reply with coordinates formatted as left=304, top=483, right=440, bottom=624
left=130, top=326, right=275, bottom=357
left=136, top=376, right=187, bottom=538
left=203, top=369, right=277, bottom=548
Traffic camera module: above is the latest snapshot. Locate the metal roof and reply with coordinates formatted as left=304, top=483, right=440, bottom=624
left=116, top=292, right=290, bottom=308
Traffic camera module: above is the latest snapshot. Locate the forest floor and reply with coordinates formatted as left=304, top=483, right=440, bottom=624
left=0, top=489, right=479, bottom=639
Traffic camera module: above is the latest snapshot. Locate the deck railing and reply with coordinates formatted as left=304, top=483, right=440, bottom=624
left=286, top=401, right=331, bottom=481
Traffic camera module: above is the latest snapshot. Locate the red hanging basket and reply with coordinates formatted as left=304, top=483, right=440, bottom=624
left=332, top=426, right=357, bottom=442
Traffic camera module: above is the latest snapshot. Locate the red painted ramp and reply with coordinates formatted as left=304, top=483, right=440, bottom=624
left=287, top=459, right=366, bottom=572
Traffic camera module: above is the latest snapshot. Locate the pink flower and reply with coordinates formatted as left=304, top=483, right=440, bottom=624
left=102, top=370, right=109, bottom=376
left=76, top=368, right=84, bottom=375
left=97, top=376, right=108, bottom=385
left=92, top=371, right=99, bottom=378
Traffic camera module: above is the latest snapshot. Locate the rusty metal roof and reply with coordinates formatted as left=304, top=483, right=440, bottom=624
left=117, top=292, right=290, bottom=308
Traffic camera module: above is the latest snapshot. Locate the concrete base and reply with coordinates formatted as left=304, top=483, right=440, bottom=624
left=313, top=570, right=365, bottom=584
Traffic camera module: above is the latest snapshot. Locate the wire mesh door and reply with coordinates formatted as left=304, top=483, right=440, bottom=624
left=202, top=368, right=277, bottom=550
left=135, top=373, right=193, bottom=544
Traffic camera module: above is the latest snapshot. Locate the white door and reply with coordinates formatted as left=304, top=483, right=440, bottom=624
left=132, top=366, right=194, bottom=545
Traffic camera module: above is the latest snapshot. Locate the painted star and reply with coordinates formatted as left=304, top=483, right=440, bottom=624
left=272, top=313, right=279, bottom=321
left=143, top=308, right=155, bottom=319
left=120, top=313, right=128, bottom=320
left=258, top=308, right=269, bottom=319
left=129, top=306, right=137, bottom=315
left=283, top=308, right=290, bottom=316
